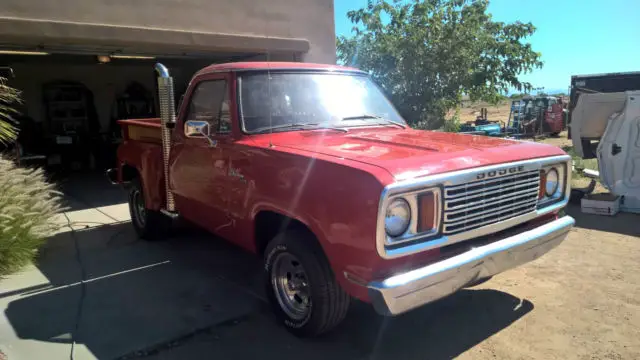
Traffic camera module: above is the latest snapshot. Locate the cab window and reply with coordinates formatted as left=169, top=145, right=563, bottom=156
left=185, top=80, right=230, bottom=134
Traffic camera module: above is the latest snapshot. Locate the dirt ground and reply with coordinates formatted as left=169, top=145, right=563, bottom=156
left=458, top=134, right=640, bottom=359
left=456, top=100, right=513, bottom=125
left=463, top=205, right=640, bottom=360
left=453, top=133, right=638, bottom=359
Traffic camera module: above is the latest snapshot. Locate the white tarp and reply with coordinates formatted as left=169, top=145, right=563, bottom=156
left=596, top=92, right=640, bottom=198
left=571, top=92, right=626, bottom=157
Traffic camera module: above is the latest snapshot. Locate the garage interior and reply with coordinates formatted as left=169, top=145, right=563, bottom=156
left=0, top=50, right=273, bottom=174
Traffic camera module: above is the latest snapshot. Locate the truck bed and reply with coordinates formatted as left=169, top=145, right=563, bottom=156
left=118, top=118, right=162, bottom=144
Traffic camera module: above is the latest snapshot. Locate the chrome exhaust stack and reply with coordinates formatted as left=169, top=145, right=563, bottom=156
left=155, top=63, right=177, bottom=214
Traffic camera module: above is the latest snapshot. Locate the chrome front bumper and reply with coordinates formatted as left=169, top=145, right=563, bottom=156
left=368, top=216, right=575, bottom=316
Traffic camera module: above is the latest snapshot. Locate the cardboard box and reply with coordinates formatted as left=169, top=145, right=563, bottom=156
left=581, top=193, right=620, bottom=216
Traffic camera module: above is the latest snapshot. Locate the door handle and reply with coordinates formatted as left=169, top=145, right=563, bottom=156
left=612, top=143, right=622, bottom=156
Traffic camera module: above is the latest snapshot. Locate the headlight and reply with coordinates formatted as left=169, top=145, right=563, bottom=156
left=545, top=168, right=559, bottom=196
left=385, top=198, right=411, bottom=237
left=538, top=163, right=567, bottom=207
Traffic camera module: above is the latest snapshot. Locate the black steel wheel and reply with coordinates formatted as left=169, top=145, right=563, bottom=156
left=128, top=178, right=169, bottom=240
left=264, top=229, right=350, bottom=337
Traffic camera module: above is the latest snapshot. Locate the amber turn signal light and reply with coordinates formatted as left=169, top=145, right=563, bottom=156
left=539, top=170, right=547, bottom=199
left=417, top=192, right=436, bottom=232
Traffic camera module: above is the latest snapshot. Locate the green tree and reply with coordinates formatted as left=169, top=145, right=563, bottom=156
left=0, top=77, right=21, bottom=144
left=337, top=0, right=543, bottom=129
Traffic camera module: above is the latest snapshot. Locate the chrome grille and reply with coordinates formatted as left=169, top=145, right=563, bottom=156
left=442, top=169, right=540, bottom=235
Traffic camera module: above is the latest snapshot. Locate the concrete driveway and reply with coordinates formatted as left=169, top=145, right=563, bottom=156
left=0, top=174, right=266, bottom=359
left=0, top=174, right=531, bottom=360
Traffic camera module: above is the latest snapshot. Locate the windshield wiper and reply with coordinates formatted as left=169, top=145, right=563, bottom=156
left=254, top=122, right=347, bottom=134
left=341, top=114, right=406, bottom=128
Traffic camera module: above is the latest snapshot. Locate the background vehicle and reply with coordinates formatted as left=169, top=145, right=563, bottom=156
left=459, top=108, right=502, bottom=136
left=507, top=96, right=564, bottom=137
left=109, top=62, right=574, bottom=336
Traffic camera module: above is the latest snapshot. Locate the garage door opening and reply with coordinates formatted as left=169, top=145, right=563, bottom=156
left=0, top=51, right=265, bottom=210
left=0, top=52, right=265, bottom=174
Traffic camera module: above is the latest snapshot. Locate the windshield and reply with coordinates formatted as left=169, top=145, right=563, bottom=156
left=239, top=72, right=406, bottom=133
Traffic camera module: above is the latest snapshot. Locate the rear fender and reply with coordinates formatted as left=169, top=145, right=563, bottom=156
left=117, top=142, right=165, bottom=211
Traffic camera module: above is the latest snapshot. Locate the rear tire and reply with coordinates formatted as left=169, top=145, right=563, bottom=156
left=264, top=229, right=350, bottom=337
left=128, top=178, right=170, bottom=240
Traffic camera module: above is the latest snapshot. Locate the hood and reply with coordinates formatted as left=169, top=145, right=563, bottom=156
left=266, top=128, right=566, bottom=181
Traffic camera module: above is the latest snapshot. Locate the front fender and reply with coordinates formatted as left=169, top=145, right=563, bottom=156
left=243, top=149, right=388, bottom=301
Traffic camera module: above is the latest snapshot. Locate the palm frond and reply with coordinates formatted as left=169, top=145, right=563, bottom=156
left=0, top=120, right=17, bottom=143
left=0, top=76, right=21, bottom=144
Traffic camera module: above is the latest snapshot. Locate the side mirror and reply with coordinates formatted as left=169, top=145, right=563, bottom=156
left=185, top=120, right=210, bottom=137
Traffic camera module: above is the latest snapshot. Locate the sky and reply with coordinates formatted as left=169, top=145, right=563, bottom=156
left=334, top=0, right=640, bottom=94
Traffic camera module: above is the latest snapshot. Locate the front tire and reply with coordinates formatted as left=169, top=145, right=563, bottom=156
left=264, top=230, right=350, bottom=337
left=128, top=178, right=169, bottom=240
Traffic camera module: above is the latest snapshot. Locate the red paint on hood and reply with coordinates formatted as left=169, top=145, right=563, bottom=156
left=253, top=127, right=566, bottom=181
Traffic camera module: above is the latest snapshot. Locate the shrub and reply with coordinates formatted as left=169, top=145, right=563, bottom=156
left=443, top=109, right=461, bottom=133
left=0, top=156, right=62, bottom=276
left=561, top=145, right=598, bottom=179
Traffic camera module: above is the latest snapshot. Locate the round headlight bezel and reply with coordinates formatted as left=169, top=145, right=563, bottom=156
left=545, top=168, right=559, bottom=197
left=385, top=198, right=411, bottom=237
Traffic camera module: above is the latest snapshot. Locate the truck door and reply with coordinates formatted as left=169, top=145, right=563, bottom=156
left=170, top=75, right=233, bottom=233
left=597, top=92, right=640, bottom=198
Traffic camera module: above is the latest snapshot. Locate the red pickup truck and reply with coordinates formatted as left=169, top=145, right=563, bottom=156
left=108, top=62, right=575, bottom=336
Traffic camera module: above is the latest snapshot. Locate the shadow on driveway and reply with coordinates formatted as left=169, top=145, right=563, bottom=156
left=4, top=222, right=533, bottom=359
left=55, top=172, right=128, bottom=212
left=138, top=288, right=534, bottom=360
left=566, top=203, right=640, bottom=237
